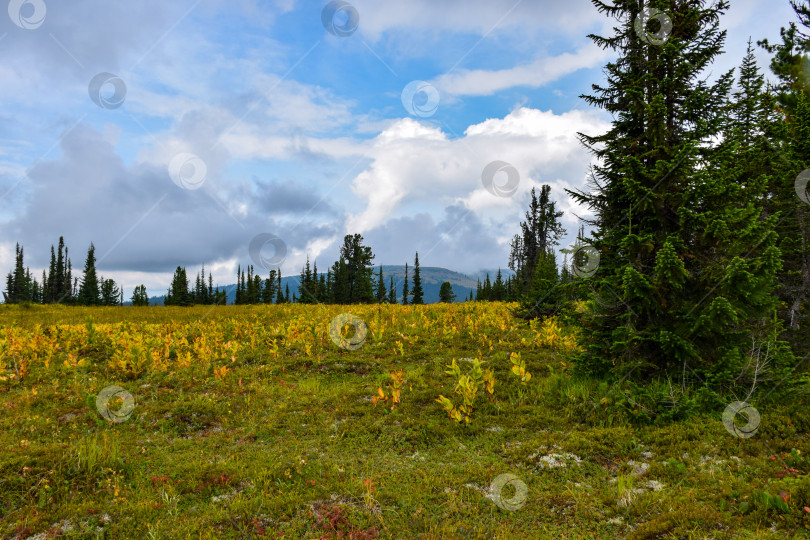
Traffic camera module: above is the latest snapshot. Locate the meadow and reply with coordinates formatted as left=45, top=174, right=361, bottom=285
left=0, top=302, right=808, bottom=538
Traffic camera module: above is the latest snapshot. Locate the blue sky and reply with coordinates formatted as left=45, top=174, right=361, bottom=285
left=0, top=0, right=799, bottom=297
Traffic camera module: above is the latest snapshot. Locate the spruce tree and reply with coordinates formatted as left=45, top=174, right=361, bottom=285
left=64, top=250, right=73, bottom=304
left=276, top=271, right=284, bottom=304
left=483, top=274, right=492, bottom=301
left=411, top=253, right=424, bottom=304
left=56, top=238, right=66, bottom=301
left=331, top=258, right=349, bottom=304
left=48, top=236, right=72, bottom=303
left=263, top=269, right=277, bottom=303
left=402, top=263, right=409, bottom=305
left=166, top=267, right=190, bottom=306
left=12, top=244, right=25, bottom=303
left=376, top=266, right=386, bottom=303
left=439, top=281, right=456, bottom=303
left=46, top=246, right=56, bottom=303
left=100, top=278, right=121, bottom=306
left=252, top=273, right=262, bottom=304
left=298, top=257, right=317, bottom=304
left=336, top=234, right=375, bottom=303
left=388, top=276, right=396, bottom=304
left=318, top=272, right=327, bottom=303
left=568, top=0, right=789, bottom=386
left=77, top=243, right=101, bottom=306
left=325, top=269, right=334, bottom=303
left=492, top=269, right=505, bottom=301
left=131, top=284, right=149, bottom=306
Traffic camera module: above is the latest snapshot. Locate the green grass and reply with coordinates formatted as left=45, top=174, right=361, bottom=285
left=0, top=303, right=809, bottom=538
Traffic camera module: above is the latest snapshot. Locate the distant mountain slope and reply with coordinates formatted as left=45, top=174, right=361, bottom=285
left=143, top=266, right=510, bottom=305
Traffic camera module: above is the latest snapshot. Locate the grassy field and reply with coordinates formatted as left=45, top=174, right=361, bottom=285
left=0, top=302, right=809, bottom=539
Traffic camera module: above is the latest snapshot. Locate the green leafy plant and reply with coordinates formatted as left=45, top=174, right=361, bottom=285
left=510, top=352, right=531, bottom=384
left=436, top=359, right=494, bottom=425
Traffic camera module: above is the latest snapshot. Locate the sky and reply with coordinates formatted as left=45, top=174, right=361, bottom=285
left=0, top=0, right=800, bottom=298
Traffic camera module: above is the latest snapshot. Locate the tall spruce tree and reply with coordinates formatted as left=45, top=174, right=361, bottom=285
left=411, top=253, right=424, bottom=304
left=276, top=271, right=284, bottom=304
left=165, top=267, right=191, bottom=306
left=263, top=269, right=278, bottom=303
left=55, top=237, right=68, bottom=302
left=402, top=263, right=409, bottom=305
left=376, top=266, right=387, bottom=303
left=46, top=246, right=56, bottom=303
left=492, top=269, right=505, bottom=301
left=77, top=243, right=101, bottom=306
left=318, top=272, right=327, bottom=303
left=388, top=276, right=396, bottom=304
left=336, top=234, right=375, bottom=304
left=298, top=257, right=318, bottom=304
left=568, top=0, right=790, bottom=386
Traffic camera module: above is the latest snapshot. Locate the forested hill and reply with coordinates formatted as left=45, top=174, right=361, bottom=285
left=143, top=266, right=509, bottom=305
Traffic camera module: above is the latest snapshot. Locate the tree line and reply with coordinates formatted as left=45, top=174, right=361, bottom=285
left=2, top=233, right=471, bottom=306
left=3, top=237, right=122, bottom=306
